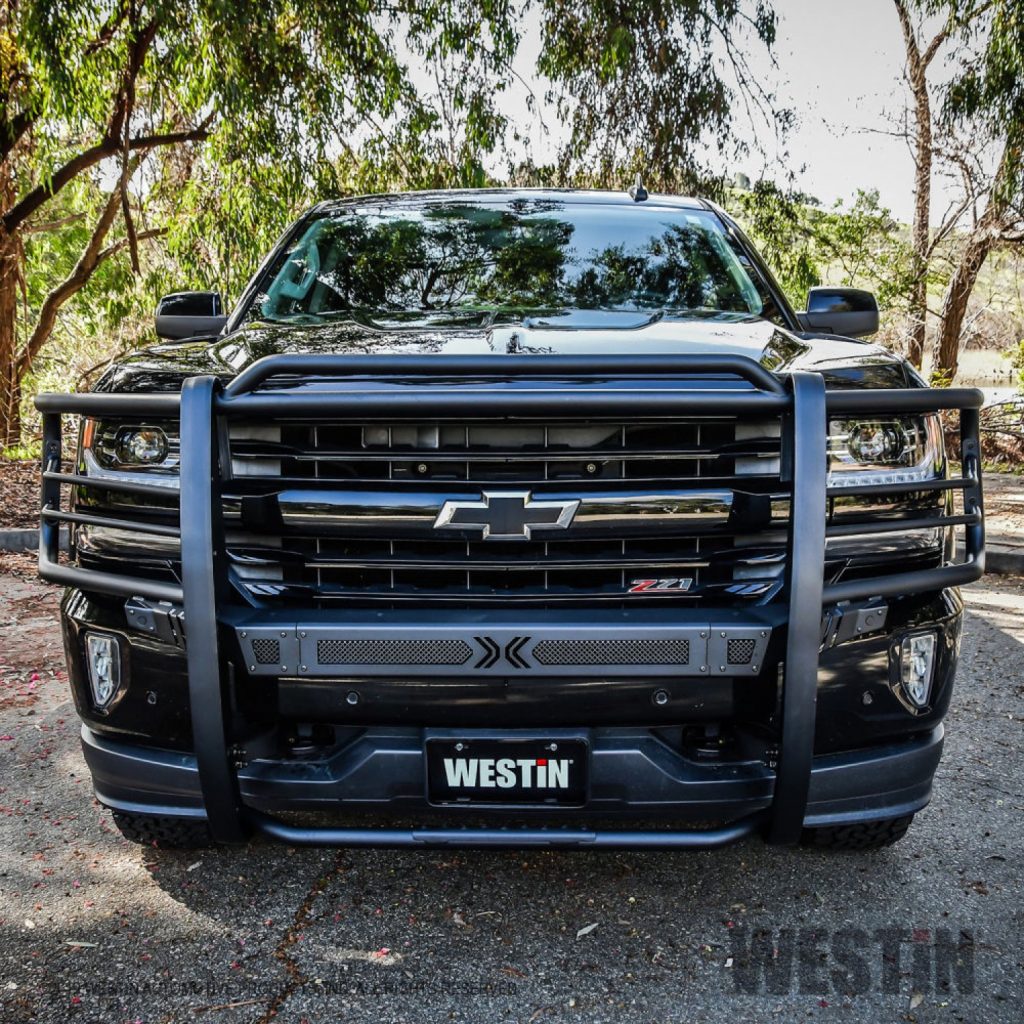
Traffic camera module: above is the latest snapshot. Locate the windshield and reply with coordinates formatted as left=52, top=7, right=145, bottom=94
left=247, top=199, right=783, bottom=324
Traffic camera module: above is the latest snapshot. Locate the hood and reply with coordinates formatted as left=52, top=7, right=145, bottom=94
left=94, top=311, right=915, bottom=393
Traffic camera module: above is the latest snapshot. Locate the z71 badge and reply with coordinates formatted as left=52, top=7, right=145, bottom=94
left=627, top=578, right=694, bottom=594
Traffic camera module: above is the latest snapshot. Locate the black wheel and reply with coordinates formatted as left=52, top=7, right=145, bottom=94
left=801, top=813, right=914, bottom=851
left=111, top=810, right=214, bottom=849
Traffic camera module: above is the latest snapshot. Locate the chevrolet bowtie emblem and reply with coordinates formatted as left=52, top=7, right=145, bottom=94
left=433, top=491, right=580, bottom=541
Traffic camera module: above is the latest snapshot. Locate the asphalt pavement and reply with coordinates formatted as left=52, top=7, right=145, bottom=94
left=0, top=568, right=1021, bottom=1024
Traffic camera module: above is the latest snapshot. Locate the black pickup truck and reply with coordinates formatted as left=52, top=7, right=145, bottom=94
left=35, top=188, right=985, bottom=850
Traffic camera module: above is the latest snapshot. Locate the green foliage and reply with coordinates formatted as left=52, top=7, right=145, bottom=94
left=536, top=0, right=784, bottom=193
left=17, top=178, right=169, bottom=405
left=0, top=0, right=531, bottom=441
left=731, top=182, right=914, bottom=315
left=731, top=180, right=822, bottom=300
left=1013, top=339, right=1024, bottom=390
left=0, top=442, right=41, bottom=461
left=943, top=0, right=1024, bottom=200
left=1, top=0, right=787, bottom=443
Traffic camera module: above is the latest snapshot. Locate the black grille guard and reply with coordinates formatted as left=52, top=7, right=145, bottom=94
left=35, top=353, right=985, bottom=848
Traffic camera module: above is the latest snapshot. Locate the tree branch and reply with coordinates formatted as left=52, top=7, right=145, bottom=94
left=921, top=23, right=951, bottom=68
left=22, top=212, right=87, bottom=235
left=2, top=125, right=210, bottom=236
left=0, top=18, right=216, bottom=237
left=894, top=0, right=921, bottom=72
left=925, top=194, right=974, bottom=258
left=117, top=23, right=141, bottom=277
left=96, top=226, right=165, bottom=263
left=0, top=108, right=38, bottom=167
left=16, top=187, right=123, bottom=378
left=15, top=170, right=163, bottom=378
left=84, top=1, right=130, bottom=56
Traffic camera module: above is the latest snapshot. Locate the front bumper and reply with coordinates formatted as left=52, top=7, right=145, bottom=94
left=83, top=722, right=944, bottom=835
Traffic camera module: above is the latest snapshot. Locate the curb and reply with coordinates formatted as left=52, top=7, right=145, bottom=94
left=958, top=542, right=1024, bottom=578
left=0, top=527, right=69, bottom=553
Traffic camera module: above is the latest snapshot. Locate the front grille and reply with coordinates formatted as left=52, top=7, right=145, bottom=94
left=223, top=417, right=788, bottom=608
left=533, top=638, right=691, bottom=666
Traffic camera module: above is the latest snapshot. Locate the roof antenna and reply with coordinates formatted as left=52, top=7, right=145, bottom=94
left=628, top=173, right=648, bottom=202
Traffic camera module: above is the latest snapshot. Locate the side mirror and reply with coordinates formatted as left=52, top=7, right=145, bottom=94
left=797, top=287, right=879, bottom=339
left=155, top=291, right=228, bottom=340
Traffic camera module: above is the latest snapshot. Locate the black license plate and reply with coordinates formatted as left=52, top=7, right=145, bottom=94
left=426, top=738, right=588, bottom=806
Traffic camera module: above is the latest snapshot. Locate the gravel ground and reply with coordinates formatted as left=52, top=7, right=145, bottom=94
left=0, top=460, right=41, bottom=529
left=0, top=572, right=1022, bottom=1024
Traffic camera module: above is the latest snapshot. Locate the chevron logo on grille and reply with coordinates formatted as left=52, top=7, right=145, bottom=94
left=435, top=491, right=579, bottom=541
left=473, top=635, right=532, bottom=669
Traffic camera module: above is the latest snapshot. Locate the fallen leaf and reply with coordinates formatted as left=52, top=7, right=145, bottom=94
left=576, top=922, right=598, bottom=940
left=910, top=992, right=924, bottom=1010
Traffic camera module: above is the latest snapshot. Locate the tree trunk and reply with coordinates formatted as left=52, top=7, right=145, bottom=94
left=894, top=0, right=933, bottom=369
left=0, top=249, right=20, bottom=446
left=931, top=224, right=995, bottom=384
left=906, top=173, right=930, bottom=369
left=931, top=142, right=1014, bottom=384
left=0, top=232, right=20, bottom=448
left=906, top=74, right=932, bottom=368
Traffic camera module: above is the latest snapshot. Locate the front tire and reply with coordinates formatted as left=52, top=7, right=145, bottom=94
left=801, top=813, right=914, bottom=851
left=111, top=810, right=213, bottom=849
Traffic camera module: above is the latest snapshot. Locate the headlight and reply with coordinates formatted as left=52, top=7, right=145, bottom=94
left=827, top=414, right=944, bottom=488
left=81, top=418, right=180, bottom=487
left=114, top=426, right=169, bottom=465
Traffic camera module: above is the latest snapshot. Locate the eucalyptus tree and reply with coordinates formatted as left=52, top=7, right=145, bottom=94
left=0, top=0, right=780, bottom=444
left=0, top=0, right=515, bottom=443
left=930, top=0, right=1024, bottom=380
left=892, top=0, right=1023, bottom=381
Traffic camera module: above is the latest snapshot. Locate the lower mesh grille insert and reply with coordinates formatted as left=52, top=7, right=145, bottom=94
left=727, top=638, right=757, bottom=665
left=316, top=638, right=474, bottom=666
left=251, top=638, right=281, bottom=665
left=532, top=638, right=690, bottom=666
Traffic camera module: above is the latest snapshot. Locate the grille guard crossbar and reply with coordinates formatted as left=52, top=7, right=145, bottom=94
left=35, top=353, right=985, bottom=848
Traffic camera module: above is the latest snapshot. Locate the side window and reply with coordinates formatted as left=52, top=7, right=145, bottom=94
left=721, top=230, right=789, bottom=327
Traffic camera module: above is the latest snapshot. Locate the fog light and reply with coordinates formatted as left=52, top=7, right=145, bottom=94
left=85, top=633, right=122, bottom=709
left=899, top=633, right=936, bottom=708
